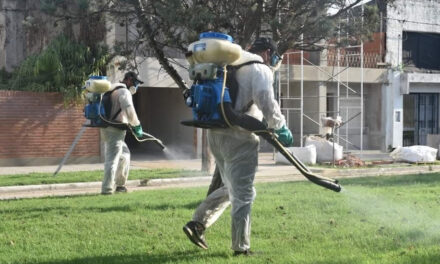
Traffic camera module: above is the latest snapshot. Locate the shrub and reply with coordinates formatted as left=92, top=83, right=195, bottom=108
left=1, top=35, right=110, bottom=103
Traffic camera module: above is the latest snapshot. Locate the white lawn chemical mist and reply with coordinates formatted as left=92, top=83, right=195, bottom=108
left=161, top=146, right=194, bottom=160
left=342, top=187, right=439, bottom=245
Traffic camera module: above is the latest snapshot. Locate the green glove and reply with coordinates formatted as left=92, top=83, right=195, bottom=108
left=133, top=125, right=143, bottom=138
left=275, top=125, right=293, bottom=147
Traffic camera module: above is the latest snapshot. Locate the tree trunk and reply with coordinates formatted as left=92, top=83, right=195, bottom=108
left=201, top=129, right=211, bottom=173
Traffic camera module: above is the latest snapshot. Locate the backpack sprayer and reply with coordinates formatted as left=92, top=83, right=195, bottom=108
left=182, top=32, right=341, bottom=192
left=53, top=76, right=165, bottom=177
left=83, top=76, right=165, bottom=149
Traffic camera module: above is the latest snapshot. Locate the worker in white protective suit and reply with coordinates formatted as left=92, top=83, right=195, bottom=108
left=101, top=71, right=144, bottom=195
left=183, top=38, right=293, bottom=255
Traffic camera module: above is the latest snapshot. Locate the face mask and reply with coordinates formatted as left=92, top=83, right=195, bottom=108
left=129, top=83, right=139, bottom=95
left=270, top=53, right=281, bottom=67
left=270, top=54, right=283, bottom=71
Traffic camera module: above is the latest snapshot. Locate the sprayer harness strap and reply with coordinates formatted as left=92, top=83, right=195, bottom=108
left=98, top=85, right=127, bottom=130
left=108, top=86, right=125, bottom=121
left=233, top=60, right=264, bottom=68
left=227, top=60, right=264, bottom=111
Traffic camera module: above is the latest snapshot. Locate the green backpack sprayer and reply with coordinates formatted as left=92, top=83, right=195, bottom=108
left=182, top=32, right=341, bottom=192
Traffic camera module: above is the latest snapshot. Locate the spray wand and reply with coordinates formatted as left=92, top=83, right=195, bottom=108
left=97, top=94, right=166, bottom=150
left=127, top=126, right=166, bottom=150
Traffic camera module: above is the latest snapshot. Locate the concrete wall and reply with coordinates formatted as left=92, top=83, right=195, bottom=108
left=384, top=0, right=440, bottom=149
left=0, top=91, right=100, bottom=166
left=0, top=0, right=82, bottom=71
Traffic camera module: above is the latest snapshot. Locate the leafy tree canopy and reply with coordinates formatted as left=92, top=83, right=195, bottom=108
left=0, top=35, right=109, bottom=103
left=37, top=0, right=394, bottom=90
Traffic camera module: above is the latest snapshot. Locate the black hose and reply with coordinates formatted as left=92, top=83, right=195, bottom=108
left=220, top=102, right=267, bottom=131
left=221, top=102, right=342, bottom=192
left=258, top=132, right=341, bottom=192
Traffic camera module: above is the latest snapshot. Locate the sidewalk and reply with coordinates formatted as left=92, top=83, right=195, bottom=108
left=1, top=153, right=439, bottom=200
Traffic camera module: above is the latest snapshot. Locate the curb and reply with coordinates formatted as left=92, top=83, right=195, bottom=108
left=0, top=176, right=212, bottom=194
left=320, top=164, right=440, bottom=178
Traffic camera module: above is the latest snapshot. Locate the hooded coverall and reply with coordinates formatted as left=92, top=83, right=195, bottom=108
left=101, top=84, right=140, bottom=194
left=191, top=51, right=287, bottom=251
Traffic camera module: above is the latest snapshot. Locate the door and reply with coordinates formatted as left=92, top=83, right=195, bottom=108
left=403, top=93, right=439, bottom=146
left=417, top=94, right=438, bottom=145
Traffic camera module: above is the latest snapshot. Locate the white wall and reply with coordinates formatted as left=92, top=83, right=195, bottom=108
left=384, top=0, right=440, bottom=149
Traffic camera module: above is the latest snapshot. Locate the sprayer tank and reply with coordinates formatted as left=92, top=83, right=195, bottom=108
left=85, top=76, right=112, bottom=93
left=187, top=32, right=242, bottom=66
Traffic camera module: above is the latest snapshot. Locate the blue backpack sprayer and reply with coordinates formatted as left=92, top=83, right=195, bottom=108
left=82, top=75, right=165, bottom=148
left=53, top=75, right=165, bottom=176
left=182, top=32, right=341, bottom=192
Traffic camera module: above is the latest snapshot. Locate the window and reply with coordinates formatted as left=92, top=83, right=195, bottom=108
left=402, top=32, right=440, bottom=71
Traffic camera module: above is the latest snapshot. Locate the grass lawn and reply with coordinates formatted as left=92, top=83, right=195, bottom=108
left=1, top=173, right=440, bottom=263
left=0, top=169, right=206, bottom=187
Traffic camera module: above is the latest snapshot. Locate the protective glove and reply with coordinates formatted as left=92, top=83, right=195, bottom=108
left=275, top=125, right=293, bottom=147
left=132, top=125, right=143, bottom=138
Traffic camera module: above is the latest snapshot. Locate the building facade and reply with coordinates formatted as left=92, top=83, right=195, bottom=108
left=385, top=0, right=440, bottom=149
left=278, top=0, right=440, bottom=152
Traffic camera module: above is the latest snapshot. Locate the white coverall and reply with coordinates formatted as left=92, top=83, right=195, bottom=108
left=101, top=83, right=140, bottom=194
left=192, top=51, right=286, bottom=251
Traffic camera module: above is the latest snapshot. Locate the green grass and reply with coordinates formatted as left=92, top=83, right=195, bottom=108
left=310, top=160, right=440, bottom=170
left=0, top=169, right=206, bottom=187
left=1, top=173, right=440, bottom=263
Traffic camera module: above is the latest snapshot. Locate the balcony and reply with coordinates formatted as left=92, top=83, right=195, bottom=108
left=282, top=33, right=386, bottom=69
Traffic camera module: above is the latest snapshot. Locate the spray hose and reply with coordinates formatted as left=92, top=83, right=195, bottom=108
left=257, top=130, right=341, bottom=192
left=97, top=94, right=165, bottom=149
left=219, top=66, right=341, bottom=192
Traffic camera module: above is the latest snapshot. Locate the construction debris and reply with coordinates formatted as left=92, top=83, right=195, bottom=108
left=334, top=154, right=365, bottom=167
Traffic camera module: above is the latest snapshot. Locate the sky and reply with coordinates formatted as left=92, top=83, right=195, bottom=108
left=328, top=0, right=372, bottom=15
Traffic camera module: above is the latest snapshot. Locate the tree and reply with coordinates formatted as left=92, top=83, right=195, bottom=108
left=132, top=0, right=392, bottom=90
left=41, top=0, right=394, bottom=90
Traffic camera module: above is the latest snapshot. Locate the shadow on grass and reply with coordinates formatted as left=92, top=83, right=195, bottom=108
left=0, top=205, right=135, bottom=216
left=339, top=173, right=440, bottom=187
left=144, top=200, right=201, bottom=211
left=36, top=250, right=230, bottom=264
left=0, top=200, right=202, bottom=219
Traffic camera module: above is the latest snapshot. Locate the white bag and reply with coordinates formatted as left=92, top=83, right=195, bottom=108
left=275, top=145, right=317, bottom=165
left=304, top=136, right=343, bottom=162
left=390, top=145, right=438, bottom=163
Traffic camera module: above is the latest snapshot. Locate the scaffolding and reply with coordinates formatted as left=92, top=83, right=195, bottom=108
left=277, top=45, right=366, bottom=154
left=275, top=4, right=374, bottom=156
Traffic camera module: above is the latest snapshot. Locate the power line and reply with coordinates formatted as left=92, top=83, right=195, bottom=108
left=386, top=17, right=440, bottom=27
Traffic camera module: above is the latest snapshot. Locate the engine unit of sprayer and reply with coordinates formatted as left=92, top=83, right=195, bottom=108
left=182, top=32, right=242, bottom=128
left=184, top=63, right=232, bottom=128
left=84, top=93, right=107, bottom=127
left=83, top=76, right=112, bottom=127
